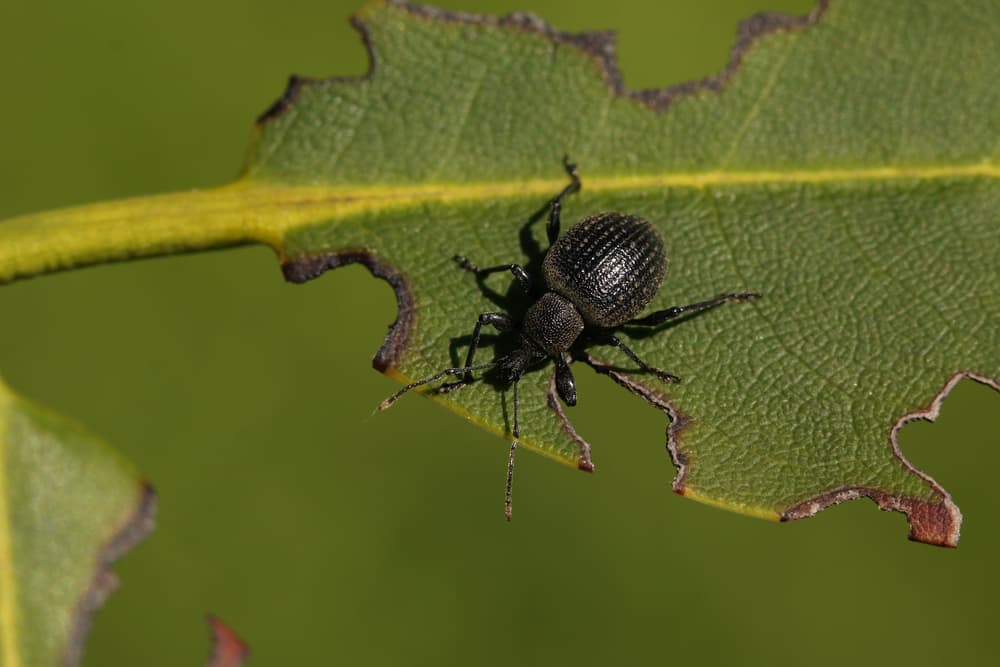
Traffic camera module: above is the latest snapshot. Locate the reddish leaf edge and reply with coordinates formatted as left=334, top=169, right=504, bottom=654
left=578, top=354, right=995, bottom=548
left=206, top=615, right=251, bottom=667
left=545, top=369, right=594, bottom=472
left=65, top=482, right=158, bottom=667
left=782, top=372, right=999, bottom=548
left=575, top=350, right=689, bottom=479
left=256, top=0, right=830, bottom=124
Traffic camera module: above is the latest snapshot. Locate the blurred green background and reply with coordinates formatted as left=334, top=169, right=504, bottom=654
left=1, top=0, right=998, bottom=665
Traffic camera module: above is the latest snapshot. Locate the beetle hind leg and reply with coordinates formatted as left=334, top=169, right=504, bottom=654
left=628, top=292, right=760, bottom=327
left=589, top=333, right=680, bottom=383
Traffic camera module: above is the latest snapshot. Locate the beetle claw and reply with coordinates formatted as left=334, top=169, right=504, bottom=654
left=656, top=370, right=681, bottom=383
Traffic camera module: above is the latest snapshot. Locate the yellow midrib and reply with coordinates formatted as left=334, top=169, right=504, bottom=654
left=237, top=161, right=1000, bottom=216
left=0, top=393, right=22, bottom=667
left=0, top=161, right=995, bottom=283
left=221, top=161, right=1000, bottom=243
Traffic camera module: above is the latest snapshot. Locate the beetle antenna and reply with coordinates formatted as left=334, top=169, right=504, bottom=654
left=505, top=377, right=521, bottom=521
left=378, top=362, right=496, bottom=411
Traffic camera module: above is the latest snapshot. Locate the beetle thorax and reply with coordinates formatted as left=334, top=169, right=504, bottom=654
left=521, top=292, right=584, bottom=357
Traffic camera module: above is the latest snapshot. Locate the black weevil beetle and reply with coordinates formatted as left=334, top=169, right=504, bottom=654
left=380, top=159, right=759, bottom=519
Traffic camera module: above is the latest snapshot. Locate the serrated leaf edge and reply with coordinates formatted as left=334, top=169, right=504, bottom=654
left=258, top=0, right=831, bottom=122
left=781, top=372, right=998, bottom=547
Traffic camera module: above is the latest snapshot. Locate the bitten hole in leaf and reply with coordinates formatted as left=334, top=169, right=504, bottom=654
left=896, top=377, right=1000, bottom=542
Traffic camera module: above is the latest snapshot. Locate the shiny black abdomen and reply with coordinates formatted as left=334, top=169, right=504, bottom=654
left=542, top=213, right=666, bottom=327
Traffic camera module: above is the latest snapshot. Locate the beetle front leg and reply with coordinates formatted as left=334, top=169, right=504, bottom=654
left=437, top=311, right=515, bottom=393
left=546, top=156, right=581, bottom=246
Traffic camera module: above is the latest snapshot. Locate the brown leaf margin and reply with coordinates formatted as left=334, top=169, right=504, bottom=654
left=545, top=369, right=594, bottom=472
left=575, top=350, right=689, bottom=478
left=579, top=353, right=995, bottom=548
left=282, top=249, right=414, bottom=373
left=258, top=0, right=831, bottom=123
left=782, top=372, right=999, bottom=548
left=65, top=483, right=158, bottom=667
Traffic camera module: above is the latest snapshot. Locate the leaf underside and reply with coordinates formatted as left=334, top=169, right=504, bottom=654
left=0, top=378, right=155, bottom=666
left=1, top=0, right=998, bottom=546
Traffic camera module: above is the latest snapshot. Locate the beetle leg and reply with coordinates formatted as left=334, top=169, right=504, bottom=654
left=627, top=292, right=761, bottom=327
left=383, top=308, right=513, bottom=405
left=377, top=361, right=497, bottom=411
left=589, top=333, right=681, bottom=383
left=546, top=157, right=582, bottom=246
left=454, top=255, right=532, bottom=294
left=436, top=312, right=515, bottom=394
left=505, top=377, right=520, bottom=521
left=464, top=312, right=515, bottom=382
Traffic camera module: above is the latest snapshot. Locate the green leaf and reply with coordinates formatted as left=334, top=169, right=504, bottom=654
left=0, top=377, right=154, bottom=666
left=0, top=0, right=997, bottom=546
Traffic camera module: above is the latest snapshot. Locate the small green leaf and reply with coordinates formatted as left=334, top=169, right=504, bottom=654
left=0, top=378, right=154, bottom=666
left=0, top=0, right=997, bottom=545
